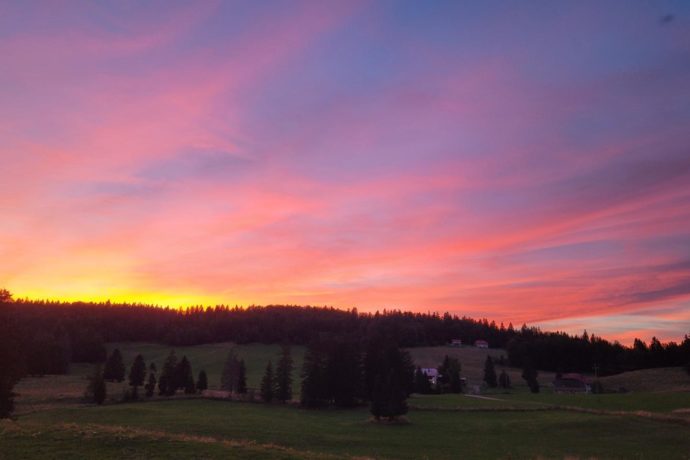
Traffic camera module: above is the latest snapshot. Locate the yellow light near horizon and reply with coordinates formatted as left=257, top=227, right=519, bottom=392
left=10, top=285, right=239, bottom=309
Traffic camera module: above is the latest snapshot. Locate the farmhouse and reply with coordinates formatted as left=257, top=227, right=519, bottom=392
left=421, top=368, right=439, bottom=385
left=474, top=339, right=489, bottom=348
left=553, top=373, right=591, bottom=393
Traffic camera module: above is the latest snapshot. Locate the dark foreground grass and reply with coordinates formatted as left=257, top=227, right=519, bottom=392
left=408, top=393, right=539, bottom=410
left=0, top=418, right=321, bottom=460
left=497, top=391, right=690, bottom=413
left=10, top=399, right=690, bottom=459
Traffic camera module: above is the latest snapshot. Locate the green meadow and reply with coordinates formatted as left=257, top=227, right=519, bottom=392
left=4, top=343, right=690, bottom=459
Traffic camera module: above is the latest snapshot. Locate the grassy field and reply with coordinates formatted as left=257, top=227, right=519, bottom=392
left=410, top=392, right=690, bottom=417
left=4, top=398, right=690, bottom=459
left=599, top=367, right=690, bottom=392
left=6, top=343, right=690, bottom=459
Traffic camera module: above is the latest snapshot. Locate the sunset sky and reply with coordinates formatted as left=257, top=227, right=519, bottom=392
left=2, top=1, right=689, bottom=344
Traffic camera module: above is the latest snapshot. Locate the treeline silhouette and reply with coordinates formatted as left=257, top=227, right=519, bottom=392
left=1, top=295, right=689, bottom=384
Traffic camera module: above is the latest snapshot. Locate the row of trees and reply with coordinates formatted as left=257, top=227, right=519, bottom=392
left=4, top=296, right=688, bottom=379
left=86, top=349, right=209, bottom=404
left=83, top=340, right=412, bottom=421
left=259, top=345, right=293, bottom=403
left=298, top=337, right=413, bottom=420
left=3, top=294, right=690, bottom=377
left=241, top=339, right=413, bottom=420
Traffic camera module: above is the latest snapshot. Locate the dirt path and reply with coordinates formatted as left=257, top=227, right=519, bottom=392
left=464, top=394, right=503, bottom=401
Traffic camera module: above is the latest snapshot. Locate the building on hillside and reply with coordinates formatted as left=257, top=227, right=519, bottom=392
left=474, top=339, right=489, bottom=348
left=420, top=368, right=439, bottom=385
left=553, top=373, right=591, bottom=393
left=449, top=339, right=462, bottom=347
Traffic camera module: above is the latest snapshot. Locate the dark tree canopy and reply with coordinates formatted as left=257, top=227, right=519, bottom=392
left=87, top=365, right=107, bottom=405
left=128, top=354, right=146, bottom=388
left=300, top=336, right=364, bottom=408
left=301, top=346, right=328, bottom=407
left=175, top=356, right=194, bottom=394
left=413, top=367, right=433, bottom=394
left=158, top=351, right=178, bottom=396
left=369, top=345, right=411, bottom=421
left=220, top=349, right=242, bottom=393
left=103, top=349, right=125, bottom=382
left=498, top=369, right=511, bottom=389
left=197, top=370, right=208, bottom=393
left=522, top=362, right=540, bottom=393
left=237, top=360, right=247, bottom=394
left=260, top=361, right=274, bottom=402
left=437, top=355, right=462, bottom=393
left=275, top=345, right=293, bottom=403
left=483, top=356, right=497, bottom=388
left=0, top=289, right=12, bottom=304
left=145, top=369, right=157, bottom=398
left=0, top=328, right=22, bottom=418
left=1, top=296, right=689, bottom=388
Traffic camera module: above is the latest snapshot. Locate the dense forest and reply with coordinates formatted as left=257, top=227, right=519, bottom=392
left=1, top=291, right=689, bottom=385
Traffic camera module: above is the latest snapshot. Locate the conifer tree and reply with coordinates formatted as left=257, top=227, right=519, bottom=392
left=326, top=338, right=362, bottom=408
left=370, top=369, right=408, bottom=421
left=437, top=355, right=462, bottom=393
left=87, top=365, right=106, bottom=405
left=175, top=356, right=193, bottom=393
left=0, top=288, right=12, bottom=304
left=158, top=351, right=178, bottom=396
left=368, top=345, right=411, bottom=421
left=184, top=372, right=196, bottom=394
left=300, top=345, right=327, bottom=407
left=413, top=367, right=432, bottom=394
left=0, top=328, right=21, bottom=418
left=221, top=349, right=241, bottom=392
left=197, top=370, right=208, bottom=393
left=498, top=369, right=511, bottom=389
left=483, top=356, right=497, bottom=388
left=145, top=368, right=157, bottom=398
left=237, top=360, right=247, bottom=394
left=522, top=362, right=540, bottom=393
left=370, top=373, right=386, bottom=420
left=129, top=354, right=146, bottom=388
left=103, top=349, right=125, bottom=382
left=387, top=371, right=408, bottom=419
left=275, top=345, right=293, bottom=403
left=260, top=361, right=274, bottom=402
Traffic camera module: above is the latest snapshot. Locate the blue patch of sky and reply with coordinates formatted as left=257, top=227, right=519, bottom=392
left=136, top=149, right=254, bottom=182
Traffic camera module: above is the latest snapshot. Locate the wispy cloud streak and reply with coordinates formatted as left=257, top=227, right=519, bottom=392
left=1, top=1, right=690, bottom=343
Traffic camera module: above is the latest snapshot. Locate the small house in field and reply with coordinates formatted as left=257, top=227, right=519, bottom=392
left=474, top=339, right=489, bottom=349
left=553, top=373, right=591, bottom=393
left=421, top=368, right=439, bottom=385
left=450, top=339, right=462, bottom=347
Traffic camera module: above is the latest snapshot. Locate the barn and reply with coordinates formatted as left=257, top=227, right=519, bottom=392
left=553, top=373, right=591, bottom=393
